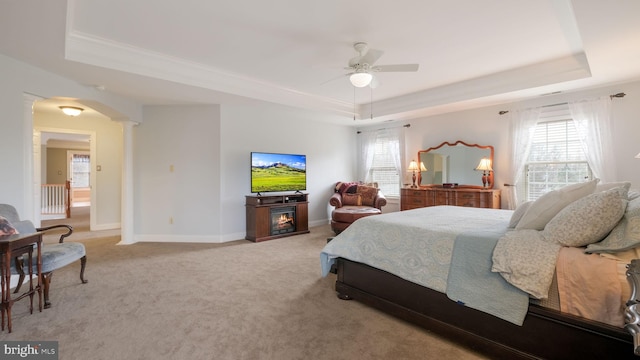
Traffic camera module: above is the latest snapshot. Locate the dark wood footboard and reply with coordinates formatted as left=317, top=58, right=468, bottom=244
left=625, top=259, right=640, bottom=356
left=335, top=258, right=635, bottom=360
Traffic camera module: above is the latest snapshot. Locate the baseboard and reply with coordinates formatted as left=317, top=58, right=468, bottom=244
left=135, top=234, right=227, bottom=243
left=91, top=222, right=120, bottom=231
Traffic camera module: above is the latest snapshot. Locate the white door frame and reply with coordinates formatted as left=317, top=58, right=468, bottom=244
left=36, top=127, right=97, bottom=229
left=67, top=149, right=91, bottom=206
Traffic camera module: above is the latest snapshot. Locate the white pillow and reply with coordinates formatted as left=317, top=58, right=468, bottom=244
left=508, top=201, right=533, bottom=228
left=515, top=179, right=598, bottom=231
left=543, top=187, right=628, bottom=247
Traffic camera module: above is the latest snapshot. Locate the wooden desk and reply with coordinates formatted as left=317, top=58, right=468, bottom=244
left=0, top=232, right=43, bottom=332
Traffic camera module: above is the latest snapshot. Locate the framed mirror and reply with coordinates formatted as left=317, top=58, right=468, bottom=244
left=417, top=140, right=494, bottom=189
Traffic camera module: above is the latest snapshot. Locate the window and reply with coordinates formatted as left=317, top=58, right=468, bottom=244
left=70, top=153, right=90, bottom=188
left=369, top=133, right=400, bottom=197
left=524, top=119, right=591, bottom=200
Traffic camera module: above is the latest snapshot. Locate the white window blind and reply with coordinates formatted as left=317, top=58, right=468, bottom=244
left=370, top=134, right=400, bottom=197
left=71, top=154, right=90, bottom=188
left=525, top=119, right=591, bottom=200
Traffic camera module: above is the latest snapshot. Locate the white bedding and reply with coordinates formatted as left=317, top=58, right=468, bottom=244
left=321, top=183, right=639, bottom=328
left=321, top=206, right=512, bottom=293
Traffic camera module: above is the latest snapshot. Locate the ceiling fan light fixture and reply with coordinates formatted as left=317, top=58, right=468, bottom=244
left=59, top=106, right=84, bottom=116
left=350, top=71, right=373, bottom=87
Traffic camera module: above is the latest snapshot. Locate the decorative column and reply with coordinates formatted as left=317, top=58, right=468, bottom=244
left=23, top=94, right=42, bottom=225
left=118, top=119, right=137, bottom=245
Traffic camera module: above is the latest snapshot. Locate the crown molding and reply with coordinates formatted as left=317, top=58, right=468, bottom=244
left=64, top=29, right=590, bottom=122
left=360, top=53, right=591, bottom=121
left=64, top=30, right=354, bottom=117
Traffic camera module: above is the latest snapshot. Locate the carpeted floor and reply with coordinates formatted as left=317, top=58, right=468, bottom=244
left=0, top=209, right=488, bottom=360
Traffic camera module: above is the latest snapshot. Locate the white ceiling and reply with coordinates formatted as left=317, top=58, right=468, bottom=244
left=2, top=0, right=640, bottom=125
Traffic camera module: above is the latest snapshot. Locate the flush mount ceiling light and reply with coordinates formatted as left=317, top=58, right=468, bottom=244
left=349, top=70, right=373, bottom=88
left=59, top=106, right=84, bottom=116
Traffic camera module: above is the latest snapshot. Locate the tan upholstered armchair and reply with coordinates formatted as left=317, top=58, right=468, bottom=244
left=329, top=182, right=387, bottom=234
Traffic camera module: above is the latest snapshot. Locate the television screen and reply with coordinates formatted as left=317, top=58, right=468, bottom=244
left=251, top=152, right=307, bottom=194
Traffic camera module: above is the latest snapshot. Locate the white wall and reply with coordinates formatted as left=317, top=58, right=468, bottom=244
left=404, top=80, right=640, bottom=208
left=4, top=52, right=639, bottom=242
left=220, top=102, right=356, bottom=240
left=0, top=54, right=141, bottom=223
left=133, top=101, right=355, bottom=242
left=35, top=111, right=123, bottom=227
left=134, top=105, right=222, bottom=241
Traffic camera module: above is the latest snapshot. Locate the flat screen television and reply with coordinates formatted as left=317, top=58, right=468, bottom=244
left=251, top=152, right=306, bottom=194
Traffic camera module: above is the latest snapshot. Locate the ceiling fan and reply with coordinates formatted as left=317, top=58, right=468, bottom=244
left=345, top=42, right=419, bottom=88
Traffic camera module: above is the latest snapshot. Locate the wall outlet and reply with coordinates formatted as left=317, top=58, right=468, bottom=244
left=169, top=217, right=173, bottom=224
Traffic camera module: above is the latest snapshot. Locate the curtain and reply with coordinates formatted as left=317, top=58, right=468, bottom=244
left=506, top=107, right=542, bottom=209
left=568, top=96, right=616, bottom=183
left=385, top=126, right=405, bottom=195
left=357, top=126, right=405, bottom=196
left=357, top=130, right=377, bottom=182
left=384, top=126, right=404, bottom=179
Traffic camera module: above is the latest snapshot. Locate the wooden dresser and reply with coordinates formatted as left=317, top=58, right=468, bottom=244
left=401, top=187, right=501, bottom=210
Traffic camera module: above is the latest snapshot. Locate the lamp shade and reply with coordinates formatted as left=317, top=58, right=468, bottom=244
left=475, top=158, right=493, bottom=171
left=408, top=160, right=419, bottom=171
left=59, top=106, right=84, bottom=116
left=350, top=71, right=373, bottom=87
left=420, top=162, right=427, bottom=171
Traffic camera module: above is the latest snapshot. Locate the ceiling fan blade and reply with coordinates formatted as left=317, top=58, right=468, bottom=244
left=319, top=73, right=350, bottom=86
left=360, top=48, right=384, bottom=66
left=372, top=64, right=419, bottom=72
left=370, top=75, right=380, bottom=89
left=348, top=55, right=363, bottom=67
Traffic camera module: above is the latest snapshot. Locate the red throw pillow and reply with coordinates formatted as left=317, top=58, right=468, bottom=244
left=335, top=181, right=358, bottom=194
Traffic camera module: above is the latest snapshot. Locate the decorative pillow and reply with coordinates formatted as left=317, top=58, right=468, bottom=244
left=0, top=215, right=19, bottom=235
left=543, top=187, right=628, bottom=247
left=515, top=179, right=598, bottom=231
left=342, top=193, right=362, bottom=206
left=508, top=201, right=533, bottom=229
left=492, top=229, right=561, bottom=299
left=356, top=185, right=379, bottom=207
left=628, top=189, right=640, bottom=201
left=335, top=181, right=358, bottom=194
left=586, top=196, right=640, bottom=253
left=596, top=181, right=631, bottom=197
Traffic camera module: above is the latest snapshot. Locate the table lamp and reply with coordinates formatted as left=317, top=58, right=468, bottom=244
left=475, top=158, right=493, bottom=188
left=408, top=160, right=420, bottom=188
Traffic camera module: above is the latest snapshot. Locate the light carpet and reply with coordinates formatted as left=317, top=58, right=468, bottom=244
left=0, top=211, right=487, bottom=359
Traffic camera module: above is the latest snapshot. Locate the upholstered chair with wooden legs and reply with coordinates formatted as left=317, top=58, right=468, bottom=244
left=0, top=204, right=87, bottom=309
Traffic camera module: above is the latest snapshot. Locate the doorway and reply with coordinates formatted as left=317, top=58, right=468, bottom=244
left=24, top=95, right=129, bottom=242
left=38, top=129, right=94, bottom=225
left=68, top=150, right=91, bottom=207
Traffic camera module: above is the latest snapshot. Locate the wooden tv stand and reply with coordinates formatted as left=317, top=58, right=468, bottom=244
left=245, top=193, right=309, bottom=242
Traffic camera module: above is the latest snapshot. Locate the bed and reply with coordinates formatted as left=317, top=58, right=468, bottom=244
left=321, top=181, right=640, bottom=359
